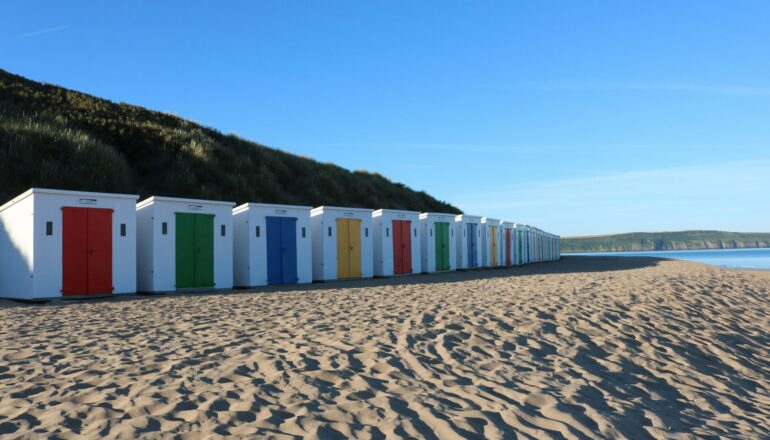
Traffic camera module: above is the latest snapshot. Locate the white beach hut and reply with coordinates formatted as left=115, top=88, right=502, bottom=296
left=372, top=209, right=421, bottom=277
left=136, top=196, right=235, bottom=293
left=500, top=221, right=515, bottom=267
left=536, top=229, right=543, bottom=263
left=419, top=212, right=457, bottom=274
left=232, top=203, right=312, bottom=287
left=311, top=206, right=373, bottom=281
left=513, top=224, right=523, bottom=265
left=480, top=217, right=503, bottom=268
left=521, top=225, right=531, bottom=264
left=546, top=233, right=555, bottom=261
left=455, top=214, right=483, bottom=269
left=0, top=188, right=138, bottom=300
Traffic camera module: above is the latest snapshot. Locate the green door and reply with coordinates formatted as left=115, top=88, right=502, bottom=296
left=176, top=213, right=196, bottom=288
left=175, top=213, right=214, bottom=288
left=194, top=214, right=214, bottom=287
left=434, top=222, right=450, bottom=271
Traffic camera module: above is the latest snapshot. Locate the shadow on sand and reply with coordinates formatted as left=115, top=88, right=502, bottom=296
left=1, top=256, right=666, bottom=308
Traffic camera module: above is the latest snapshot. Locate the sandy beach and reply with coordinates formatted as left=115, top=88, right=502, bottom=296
left=0, top=256, right=768, bottom=438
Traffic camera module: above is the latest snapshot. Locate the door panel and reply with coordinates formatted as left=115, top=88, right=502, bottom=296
left=468, top=223, right=478, bottom=268
left=349, top=219, right=361, bottom=278
left=440, top=223, right=450, bottom=270
left=62, top=207, right=88, bottom=296
left=434, top=223, right=443, bottom=271
left=490, top=226, right=498, bottom=266
left=280, top=218, right=298, bottom=284
left=505, top=229, right=512, bottom=266
left=87, top=208, right=113, bottom=294
left=175, top=213, right=196, bottom=288
left=194, top=214, right=215, bottom=287
left=266, top=216, right=283, bottom=285
left=336, top=218, right=349, bottom=278
left=401, top=220, right=412, bottom=274
left=466, top=224, right=473, bottom=267
left=392, top=220, right=403, bottom=274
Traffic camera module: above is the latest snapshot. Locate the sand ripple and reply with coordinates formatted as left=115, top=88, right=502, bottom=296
left=0, top=257, right=768, bottom=438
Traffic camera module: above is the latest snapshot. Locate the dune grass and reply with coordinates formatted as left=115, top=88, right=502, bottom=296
left=0, top=69, right=460, bottom=213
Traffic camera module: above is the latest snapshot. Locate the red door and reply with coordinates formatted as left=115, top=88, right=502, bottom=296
left=505, top=229, right=512, bottom=266
left=88, top=209, right=113, bottom=294
left=392, top=220, right=412, bottom=275
left=62, top=207, right=113, bottom=296
left=62, top=208, right=88, bottom=296
left=401, top=220, right=412, bottom=274
left=392, top=220, right=403, bottom=274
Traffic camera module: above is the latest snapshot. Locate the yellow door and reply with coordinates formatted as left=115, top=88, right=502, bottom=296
left=336, top=218, right=350, bottom=278
left=490, top=226, right=498, bottom=266
left=348, top=219, right=362, bottom=278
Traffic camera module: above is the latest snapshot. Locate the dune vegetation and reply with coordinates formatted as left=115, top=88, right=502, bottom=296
left=0, top=69, right=459, bottom=213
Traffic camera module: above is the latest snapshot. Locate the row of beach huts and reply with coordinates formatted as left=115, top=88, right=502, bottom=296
left=0, top=188, right=560, bottom=300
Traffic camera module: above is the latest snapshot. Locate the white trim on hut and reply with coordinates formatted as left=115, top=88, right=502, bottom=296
left=136, top=196, right=235, bottom=293
left=372, top=209, right=421, bottom=277
left=419, top=212, right=457, bottom=273
left=454, top=214, right=483, bottom=269
left=310, top=206, right=373, bottom=281
left=0, top=188, right=138, bottom=300
left=480, top=217, right=503, bottom=268
left=232, top=203, right=313, bottom=287
left=500, top=221, right=515, bottom=266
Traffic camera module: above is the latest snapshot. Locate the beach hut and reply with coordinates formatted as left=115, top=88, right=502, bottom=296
left=500, top=221, right=515, bottom=267
left=232, top=203, right=312, bottom=287
left=455, top=214, right=483, bottom=269
left=522, top=225, right=531, bottom=264
left=553, top=234, right=559, bottom=261
left=481, top=217, right=503, bottom=268
left=311, top=206, right=373, bottom=281
left=419, top=212, right=457, bottom=273
left=372, top=209, right=421, bottom=277
left=514, top=224, right=523, bottom=265
left=0, top=188, right=138, bottom=300
left=548, top=233, right=555, bottom=261
left=136, top=196, right=235, bottom=292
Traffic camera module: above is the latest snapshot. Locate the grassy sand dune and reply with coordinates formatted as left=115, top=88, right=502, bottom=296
left=1, top=257, right=768, bottom=438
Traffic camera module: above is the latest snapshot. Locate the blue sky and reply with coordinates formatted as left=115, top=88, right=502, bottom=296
left=2, top=1, right=769, bottom=236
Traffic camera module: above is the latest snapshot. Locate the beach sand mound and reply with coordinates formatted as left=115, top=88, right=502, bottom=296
left=1, top=257, right=768, bottom=438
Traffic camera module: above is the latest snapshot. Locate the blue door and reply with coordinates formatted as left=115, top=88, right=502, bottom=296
left=467, top=223, right=478, bottom=268
left=266, top=217, right=298, bottom=285
left=280, top=217, right=298, bottom=284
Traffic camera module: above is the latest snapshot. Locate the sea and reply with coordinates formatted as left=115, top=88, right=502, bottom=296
left=566, top=248, right=770, bottom=270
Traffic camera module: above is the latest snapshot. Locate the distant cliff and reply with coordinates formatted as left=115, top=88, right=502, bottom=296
left=562, top=231, right=770, bottom=253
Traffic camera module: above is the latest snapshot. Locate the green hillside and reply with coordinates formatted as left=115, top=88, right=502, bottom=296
left=0, top=69, right=460, bottom=212
left=562, top=230, right=770, bottom=253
